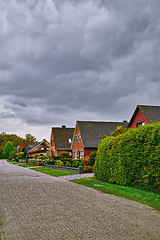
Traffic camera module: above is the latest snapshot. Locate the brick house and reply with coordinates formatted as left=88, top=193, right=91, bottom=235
left=49, top=125, right=74, bottom=157
left=72, top=121, right=128, bottom=159
left=27, top=139, right=50, bottom=157
left=128, top=105, right=160, bottom=128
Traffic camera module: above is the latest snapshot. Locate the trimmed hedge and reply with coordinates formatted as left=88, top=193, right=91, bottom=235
left=94, top=122, right=160, bottom=191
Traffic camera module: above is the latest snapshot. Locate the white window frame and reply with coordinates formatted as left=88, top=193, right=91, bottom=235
left=74, top=150, right=77, bottom=159
left=78, top=134, right=81, bottom=143
left=79, top=150, right=83, bottom=159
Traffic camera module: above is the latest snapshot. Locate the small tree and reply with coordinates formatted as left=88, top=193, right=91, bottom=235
left=17, top=152, right=24, bottom=159
left=3, top=141, right=16, bottom=159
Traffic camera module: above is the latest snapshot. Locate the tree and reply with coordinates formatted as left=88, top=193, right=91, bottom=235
left=3, top=141, right=16, bottom=159
left=25, top=133, right=36, bottom=142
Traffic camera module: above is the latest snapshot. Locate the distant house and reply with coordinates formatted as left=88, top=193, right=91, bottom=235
left=128, top=105, right=160, bottom=128
left=49, top=125, right=74, bottom=157
left=20, top=142, right=35, bottom=152
left=72, top=121, right=128, bottom=159
left=27, top=139, right=50, bottom=157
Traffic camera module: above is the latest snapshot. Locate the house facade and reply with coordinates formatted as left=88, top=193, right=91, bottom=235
left=27, top=139, right=50, bottom=157
left=49, top=125, right=74, bottom=157
left=72, top=121, right=128, bottom=159
left=128, top=105, right=160, bottom=128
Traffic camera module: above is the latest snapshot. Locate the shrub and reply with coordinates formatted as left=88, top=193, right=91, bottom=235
left=84, top=166, right=93, bottom=173
left=17, top=152, right=24, bottom=159
left=45, top=158, right=55, bottom=165
left=89, top=152, right=97, bottom=166
left=55, top=160, right=64, bottom=166
left=65, top=161, right=72, bottom=167
left=33, top=154, right=41, bottom=159
left=58, top=152, right=72, bottom=164
left=8, top=151, right=17, bottom=161
left=94, top=122, right=160, bottom=191
left=72, top=159, right=84, bottom=167
left=84, top=159, right=89, bottom=166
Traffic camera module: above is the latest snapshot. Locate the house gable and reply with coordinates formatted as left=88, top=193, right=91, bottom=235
left=129, top=105, right=160, bottom=128
left=28, top=139, right=49, bottom=157
left=72, top=123, right=84, bottom=159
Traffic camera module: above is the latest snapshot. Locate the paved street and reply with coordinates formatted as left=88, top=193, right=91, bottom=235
left=0, top=160, right=160, bottom=240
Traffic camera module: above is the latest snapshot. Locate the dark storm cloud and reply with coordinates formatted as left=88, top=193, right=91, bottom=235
left=0, top=0, right=160, bottom=128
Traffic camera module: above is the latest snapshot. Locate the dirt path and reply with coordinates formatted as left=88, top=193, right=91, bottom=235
left=0, top=160, right=160, bottom=240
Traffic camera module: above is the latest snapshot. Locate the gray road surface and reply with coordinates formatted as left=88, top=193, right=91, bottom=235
left=0, top=160, right=160, bottom=240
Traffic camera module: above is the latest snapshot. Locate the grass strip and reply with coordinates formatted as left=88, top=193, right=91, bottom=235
left=30, top=167, right=77, bottom=177
left=9, top=162, right=35, bottom=168
left=72, top=177, right=160, bottom=210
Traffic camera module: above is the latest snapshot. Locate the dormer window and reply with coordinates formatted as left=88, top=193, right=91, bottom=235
left=137, top=121, right=145, bottom=127
left=68, top=139, right=72, bottom=143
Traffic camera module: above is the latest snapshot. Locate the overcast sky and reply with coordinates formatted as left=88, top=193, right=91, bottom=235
left=0, top=0, right=160, bottom=141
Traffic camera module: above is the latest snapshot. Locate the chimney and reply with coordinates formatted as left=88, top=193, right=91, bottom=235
left=123, top=120, right=127, bottom=122
left=62, top=125, right=66, bottom=132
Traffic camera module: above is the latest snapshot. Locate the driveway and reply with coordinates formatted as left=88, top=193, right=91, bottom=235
left=0, top=160, right=160, bottom=240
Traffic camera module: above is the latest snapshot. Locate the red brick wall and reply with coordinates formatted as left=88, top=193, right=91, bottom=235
left=84, top=149, right=97, bottom=159
left=72, top=124, right=84, bottom=159
left=130, top=109, right=150, bottom=128
left=49, top=131, right=57, bottom=156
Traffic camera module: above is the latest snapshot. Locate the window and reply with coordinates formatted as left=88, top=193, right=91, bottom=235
left=79, top=150, right=83, bottom=159
left=78, top=134, right=81, bottom=142
left=47, top=146, right=49, bottom=150
left=136, top=121, right=145, bottom=127
left=74, top=151, right=77, bottom=159
left=69, top=151, right=72, bottom=156
left=68, top=139, right=72, bottom=144
left=75, top=135, right=77, bottom=143
left=41, top=146, right=45, bottom=150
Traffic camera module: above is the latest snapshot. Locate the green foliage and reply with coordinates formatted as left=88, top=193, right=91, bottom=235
left=25, top=133, right=36, bottom=143
left=17, top=152, right=24, bottom=159
left=84, top=166, right=93, bottom=173
left=58, top=152, right=72, bottom=164
left=8, top=151, right=16, bottom=161
left=0, top=132, right=24, bottom=155
left=94, top=122, right=160, bottom=191
left=65, top=161, right=72, bottom=167
left=33, top=154, right=41, bottom=159
left=89, top=152, right=97, bottom=166
left=55, top=160, right=64, bottom=166
left=22, top=148, right=26, bottom=157
left=3, top=141, right=16, bottom=159
left=72, top=159, right=84, bottom=167
left=111, top=126, right=128, bottom=137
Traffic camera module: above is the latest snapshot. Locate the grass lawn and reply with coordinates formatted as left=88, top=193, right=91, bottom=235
left=8, top=161, right=35, bottom=168
left=30, top=167, right=77, bottom=177
left=72, top=177, right=160, bottom=210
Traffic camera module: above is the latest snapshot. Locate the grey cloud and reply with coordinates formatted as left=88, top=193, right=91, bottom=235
left=0, top=0, right=160, bottom=130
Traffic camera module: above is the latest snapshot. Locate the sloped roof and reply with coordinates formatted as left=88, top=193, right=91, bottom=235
left=52, top=127, right=74, bottom=150
left=20, top=142, right=35, bottom=152
left=27, top=139, right=49, bottom=153
left=77, top=121, right=128, bottom=148
left=129, top=105, right=160, bottom=126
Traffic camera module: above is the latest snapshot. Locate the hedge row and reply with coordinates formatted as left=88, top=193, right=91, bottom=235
left=94, top=122, right=160, bottom=191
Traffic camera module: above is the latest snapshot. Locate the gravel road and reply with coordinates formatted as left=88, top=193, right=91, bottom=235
left=0, top=160, right=160, bottom=240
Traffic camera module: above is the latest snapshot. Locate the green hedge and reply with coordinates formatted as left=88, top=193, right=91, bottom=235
left=94, top=122, right=160, bottom=191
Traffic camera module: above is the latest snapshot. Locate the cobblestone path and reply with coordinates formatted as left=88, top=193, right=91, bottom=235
left=0, top=160, right=160, bottom=240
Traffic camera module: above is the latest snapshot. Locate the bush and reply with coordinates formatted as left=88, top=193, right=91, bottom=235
left=58, top=152, right=72, bottom=164
left=8, top=151, right=17, bottom=161
left=84, top=166, right=94, bottom=173
left=17, top=152, right=24, bottom=159
left=83, top=159, right=89, bottom=166
left=72, top=159, right=84, bottom=167
left=65, top=161, right=72, bottom=167
left=89, top=152, right=97, bottom=166
left=94, top=122, right=160, bottom=191
left=55, top=160, right=64, bottom=166
left=33, top=154, right=41, bottom=159
left=45, top=158, right=55, bottom=165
